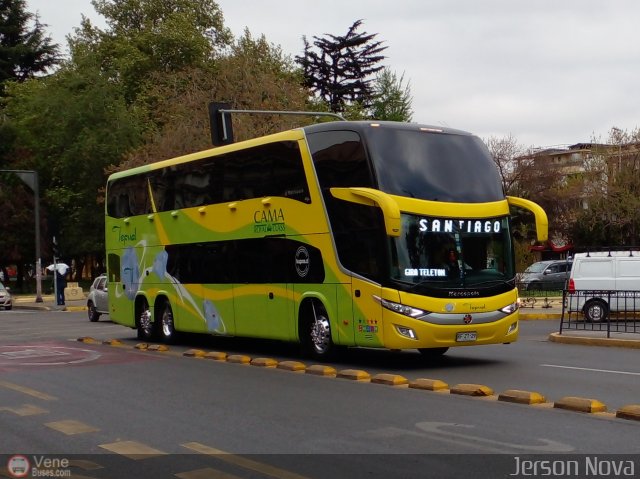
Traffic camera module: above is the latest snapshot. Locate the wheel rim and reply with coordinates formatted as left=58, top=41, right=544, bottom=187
left=161, top=306, right=174, bottom=338
left=88, top=303, right=95, bottom=320
left=310, top=313, right=331, bottom=355
left=587, top=304, right=604, bottom=321
left=139, top=309, right=152, bottom=337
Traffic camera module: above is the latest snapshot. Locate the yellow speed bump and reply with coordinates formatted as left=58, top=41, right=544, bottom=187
left=204, top=351, right=227, bottom=361
left=147, top=344, right=169, bottom=352
left=183, top=349, right=206, bottom=358
left=306, top=365, right=337, bottom=377
left=135, top=343, right=149, bottom=350
left=408, top=378, right=449, bottom=391
left=498, top=389, right=546, bottom=405
left=77, top=337, right=99, bottom=344
left=277, top=361, right=307, bottom=372
left=337, top=369, right=371, bottom=382
left=554, top=396, right=607, bottom=413
left=227, top=354, right=251, bottom=364
left=371, top=373, right=409, bottom=386
left=251, top=357, right=278, bottom=368
left=102, top=339, right=123, bottom=346
left=616, top=405, right=640, bottom=421
left=450, top=383, right=494, bottom=397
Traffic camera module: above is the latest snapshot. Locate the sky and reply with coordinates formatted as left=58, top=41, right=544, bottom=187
left=25, top=0, right=640, bottom=149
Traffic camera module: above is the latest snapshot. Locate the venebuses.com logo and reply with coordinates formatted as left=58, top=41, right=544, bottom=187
left=6, top=455, right=29, bottom=478
left=6, top=454, right=71, bottom=478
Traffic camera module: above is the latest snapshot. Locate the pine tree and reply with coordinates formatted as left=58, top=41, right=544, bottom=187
left=296, top=19, right=386, bottom=114
left=0, top=0, right=59, bottom=96
left=370, top=68, right=413, bottom=122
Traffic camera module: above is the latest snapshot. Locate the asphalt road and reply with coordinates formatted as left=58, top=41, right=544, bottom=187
left=1, top=310, right=639, bottom=479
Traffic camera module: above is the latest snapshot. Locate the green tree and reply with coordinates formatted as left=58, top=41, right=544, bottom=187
left=3, top=63, right=143, bottom=277
left=69, top=0, right=232, bottom=103
left=296, top=19, right=386, bottom=114
left=571, top=127, right=640, bottom=248
left=0, top=0, right=59, bottom=96
left=369, top=68, right=413, bottom=122
left=119, top=29, right=310, bottom=170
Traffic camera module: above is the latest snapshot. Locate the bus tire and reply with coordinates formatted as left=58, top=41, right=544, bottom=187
left=158, top=299, right=176, bottom=344
left=583, top=299, right=608, bottom=322
left=136, top=298, right=155, bottom=341
left=418, top=347, right=449, bottom=359
left=300, top=300, right=335, bottom=361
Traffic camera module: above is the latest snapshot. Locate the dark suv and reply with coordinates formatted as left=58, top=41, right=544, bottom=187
left=519, top=259, right=572, bottom=291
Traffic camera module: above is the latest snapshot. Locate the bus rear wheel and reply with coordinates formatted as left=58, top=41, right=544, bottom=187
left=301, top=300, right=334, bottom=360
left=136, top=299, right=154, bottom=341
left=159, top=300, right=176, bottom=344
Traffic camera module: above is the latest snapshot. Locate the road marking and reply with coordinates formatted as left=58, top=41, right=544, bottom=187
left=0, top=404, right=48, bottom=416
left=0, top=345, right=102, bottom=367
left=541, top=364, right=640, bottom=376
left=366, top=422, right=574, bottom=453
left=182, top=442, right=311, bottom=479
left=45, top=419, right=100, bottom=435
left=99, top=440, right=166, bottom=459
left=0, top=380, right=57, bottom=400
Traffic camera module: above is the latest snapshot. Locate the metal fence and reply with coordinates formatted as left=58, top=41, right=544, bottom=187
left=516, top=280, right=565, bottom=310
left=560, top=289, right=640, bottom=337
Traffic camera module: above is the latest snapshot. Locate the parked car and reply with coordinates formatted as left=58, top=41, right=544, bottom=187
left=87, top=275, right=109, bottom=321
left=519, top=259, right=572, bottom=291
left=0, top=282, right=12, bottom=310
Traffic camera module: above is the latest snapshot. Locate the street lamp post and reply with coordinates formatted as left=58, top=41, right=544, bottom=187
left=0, top=169, right=43, bottom=302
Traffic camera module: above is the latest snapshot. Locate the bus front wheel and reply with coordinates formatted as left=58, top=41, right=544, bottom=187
left=301, top=300, right=334, bottom=360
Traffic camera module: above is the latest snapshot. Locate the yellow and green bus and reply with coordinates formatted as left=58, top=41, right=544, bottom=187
left=105, top=120, right=547, bottom=359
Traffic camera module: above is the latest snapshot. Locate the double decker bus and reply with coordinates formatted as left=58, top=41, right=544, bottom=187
left=105, top=120, right=547, bottom=359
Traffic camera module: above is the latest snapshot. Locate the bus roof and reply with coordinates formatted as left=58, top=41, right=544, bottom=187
left=107, top=120, right=475, bottom=182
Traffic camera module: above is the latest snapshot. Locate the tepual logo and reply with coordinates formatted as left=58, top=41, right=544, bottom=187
left=295, top=246, right=310, bottom=278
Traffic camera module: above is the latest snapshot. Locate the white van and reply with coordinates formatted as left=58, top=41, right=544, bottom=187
left=567, top=251, right=640, bottom=321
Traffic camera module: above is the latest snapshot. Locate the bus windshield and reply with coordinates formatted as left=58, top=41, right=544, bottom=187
left=364, top=128, right=504, bottom=203
left=390, top=213, right=515, bottom=296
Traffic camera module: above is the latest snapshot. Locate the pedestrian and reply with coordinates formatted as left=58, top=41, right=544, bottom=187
left=56, top=270, right=67, bottom=306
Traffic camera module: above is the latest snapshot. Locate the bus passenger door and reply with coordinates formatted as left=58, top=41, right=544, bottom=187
left=352, top=278, right=384, bottom=348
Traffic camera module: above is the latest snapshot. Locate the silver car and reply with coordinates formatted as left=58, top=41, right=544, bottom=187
left=0, top=282, right=12, bottom=310
left=87, top=275, right=109, bottom=321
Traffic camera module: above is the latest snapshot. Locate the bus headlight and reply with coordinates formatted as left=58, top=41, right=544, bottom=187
left=500, top=302, right=518, bottom=315
left=373, top=295, right=428, bottom=318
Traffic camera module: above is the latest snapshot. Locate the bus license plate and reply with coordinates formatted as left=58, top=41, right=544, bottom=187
left=456, top=332, right=477, bottom=342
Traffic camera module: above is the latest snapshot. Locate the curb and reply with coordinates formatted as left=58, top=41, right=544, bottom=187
left=549, top=332, right=640, bottom=349
left=519, top=312, right=562, bottom=321
left=13, top=304, right=87, bottom=312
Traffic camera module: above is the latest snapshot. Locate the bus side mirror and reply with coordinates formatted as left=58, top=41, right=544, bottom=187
left=208, top=102, right=234, bottom=146
left=330, top=187, right=401, bottom=237
left=507, top=196, right=548, bottom=242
